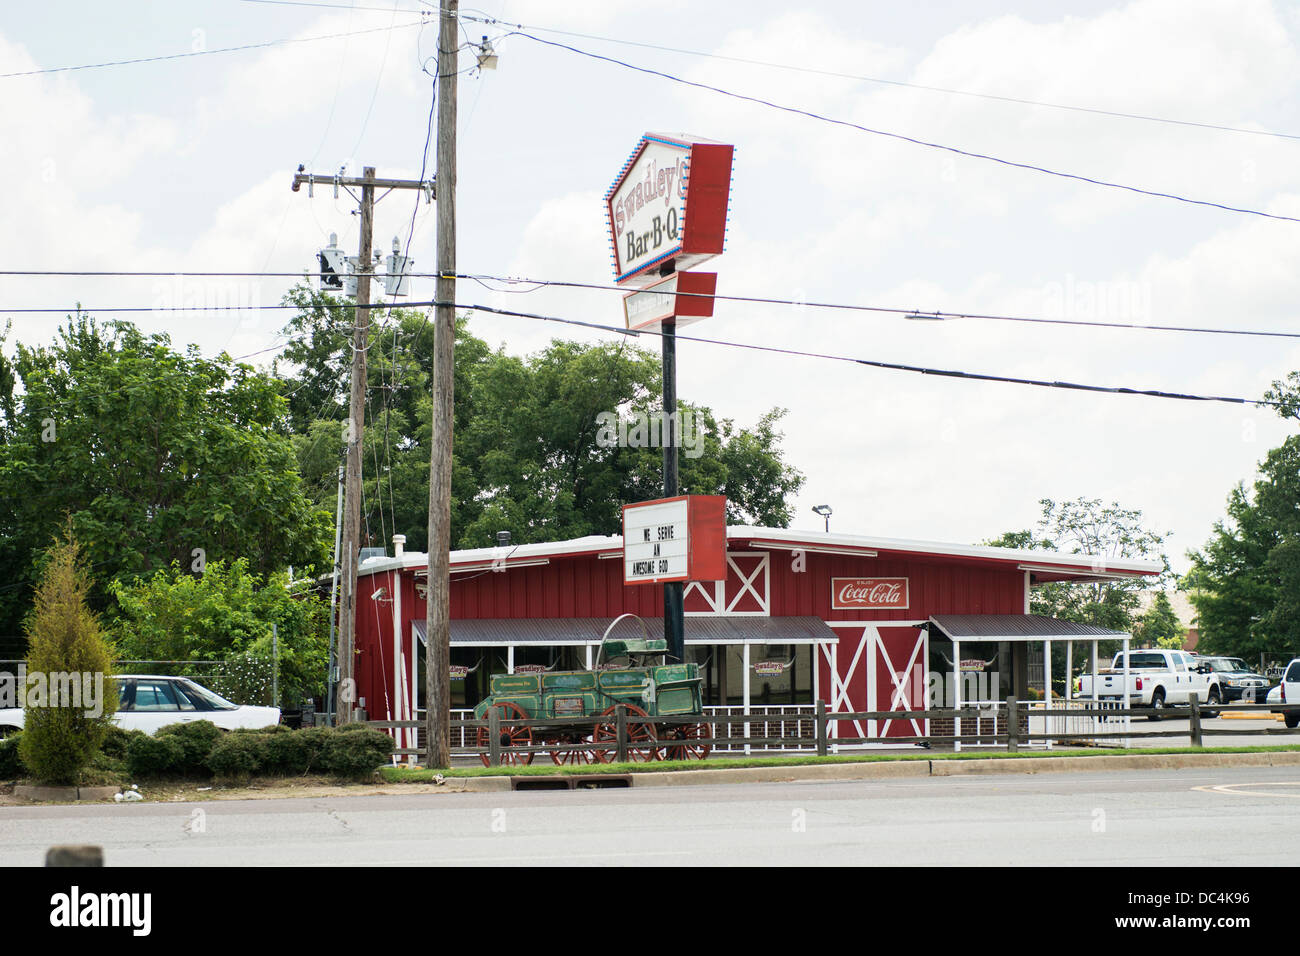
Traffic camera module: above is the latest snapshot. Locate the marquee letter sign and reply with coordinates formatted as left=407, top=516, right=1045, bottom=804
left=622, top=495, right=727, bottom=585
left=605, top=133, right=734, bottom=287
left=831, top=577, right=910, bottom=611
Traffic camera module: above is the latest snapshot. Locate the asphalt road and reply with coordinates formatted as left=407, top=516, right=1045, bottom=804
left=3, top=766, right=1298, bottom=866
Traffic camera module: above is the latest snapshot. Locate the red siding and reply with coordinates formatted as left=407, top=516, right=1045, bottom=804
left=352, top=544, right=1026, bottom=721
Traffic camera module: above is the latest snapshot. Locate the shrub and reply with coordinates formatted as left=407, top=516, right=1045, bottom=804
left=18, top=537, right=119, bottom=785
left=126, top=734, right=186, bottom=777
left=323, top=727, right=393, bottom=779
left=230, top=723, right=289, bottom=736
left=208, top=733, right=264, bottom=782
left=156, top=721, right=222, bottom=776
left=261, top=727, right=331, bottom=775
left=101, top=725, right=142, bottom=761
left=336, top=721, right=375, bottom=733
left=88, top=747, right=126, bottom=782
left=0, top=734, right=26, bottom=779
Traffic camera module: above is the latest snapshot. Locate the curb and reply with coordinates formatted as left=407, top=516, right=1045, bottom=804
left=1219, top=712, right=1282, bottom=721
left=13, top=784, right=120, bottom=802
left=450, top=776, right=512, bottom=792
left=630, top=760, right=931, bottom=787
left=617, top=750, right=1300, bottom=787
left=928, top=750, right=1300, bottom=776
left=374, top=750, right=1300, bottom=794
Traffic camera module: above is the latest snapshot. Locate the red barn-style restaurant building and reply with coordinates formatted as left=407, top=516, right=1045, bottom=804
left=350, top=526, right=1160, bottom=747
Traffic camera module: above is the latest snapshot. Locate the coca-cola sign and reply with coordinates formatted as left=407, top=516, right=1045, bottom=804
left=832, top=577, right=910, bottom=611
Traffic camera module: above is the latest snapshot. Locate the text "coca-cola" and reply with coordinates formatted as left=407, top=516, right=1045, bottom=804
left=831, top=577, right=910, bottom=610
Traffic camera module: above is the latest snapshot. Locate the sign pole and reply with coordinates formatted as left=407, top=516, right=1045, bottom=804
left=606, top=132, right=733, bottom=665
left=662, top=314, right=685, bottom=663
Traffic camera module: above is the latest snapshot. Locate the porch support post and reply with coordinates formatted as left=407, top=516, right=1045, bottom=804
left=830, top=641, right=839, bottom=754
left=1043, top=638, right=1052, bottom=751
left=507, top=644, right=514, bottom=675
left=1122, top=633, right=1131, bottom=739
left=1066, top=640, right=1073, bottom=702
left=953, top=637, right=962, bottom=753
left=742, top=640, right=752, bottom=755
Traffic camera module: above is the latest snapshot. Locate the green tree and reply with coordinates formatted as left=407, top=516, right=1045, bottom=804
left=274, top=288, right=805, bottom=550
left=1185, top=374, right=1300, bottom=659
left=0, top=315, right=331, bottom=635
left=985, top=496, right=1171, bottom=632
left=109, top=559, right=329, bottom=708
left=275, top=290, right=494, bottom=553
left=18, top=535, right=118, bottom=786
left=1133, top=591, right=1184, bottom=649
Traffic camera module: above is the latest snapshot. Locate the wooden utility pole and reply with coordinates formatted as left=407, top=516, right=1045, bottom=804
left=338, top=166, right=375, bottom=724
left=292, top=165, right=433, bottom=725
left=425, top=0, right=458, bottom=769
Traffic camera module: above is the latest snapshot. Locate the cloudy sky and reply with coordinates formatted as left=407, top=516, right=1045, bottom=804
left=3, top=0, right=1299, bottom=572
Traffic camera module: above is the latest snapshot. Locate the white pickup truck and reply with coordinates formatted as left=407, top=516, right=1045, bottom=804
left=1076, top=648, right=1223, bottom=719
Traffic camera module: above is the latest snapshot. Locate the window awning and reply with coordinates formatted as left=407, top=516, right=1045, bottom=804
left=928, top=614, right=1129, bottom=642
left=412, top=616, right=838, bottom=647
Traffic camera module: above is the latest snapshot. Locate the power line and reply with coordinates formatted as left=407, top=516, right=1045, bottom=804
left=348, top=1, right=408, bottom=159
left=497, top=29, right=1300, bottom=226
left=0, top=20, right=427, bottom=79
left=457, top=272, right=1300, bottom=341
left=1, top=296, right=1278, bottom=407
left=445, top=299, right=1282, bottom=409
left=4, top=273, right=1299, bottom=340
left=459, top=13, right=1300, bottom=143
left=240, top=0, right=426, bottom=12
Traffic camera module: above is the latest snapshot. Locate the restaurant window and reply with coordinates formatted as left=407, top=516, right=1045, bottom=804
left=927, top=638, right=1011, bottom=705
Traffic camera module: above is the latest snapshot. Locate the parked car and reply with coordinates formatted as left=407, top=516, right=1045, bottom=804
left=1196, top=656, right=1272, bottom=703
left=1270, top=659, right=1300, bottom=729
left=0, top=675, right=280, bottom=736
left=1077, top=648, right=1222, bottom=719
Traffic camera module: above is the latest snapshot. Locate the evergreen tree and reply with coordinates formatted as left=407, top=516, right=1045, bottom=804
left=18, top=535, right=118, bottom=786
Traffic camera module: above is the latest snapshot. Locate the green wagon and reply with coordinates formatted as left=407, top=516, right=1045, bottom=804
left=471, top=614, right=712, bottom=765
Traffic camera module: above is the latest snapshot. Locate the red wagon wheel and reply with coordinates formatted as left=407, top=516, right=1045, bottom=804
left=475, top=701, right=535, bottom=767
left=591, top=703, right=661, bottom=763
left=550, top=736, right=598, bottom=766
left=664, top=721, right=713, bottom=761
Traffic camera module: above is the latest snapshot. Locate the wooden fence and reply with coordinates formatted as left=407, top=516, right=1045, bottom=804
left=369, top=698, right=1300, bottom=765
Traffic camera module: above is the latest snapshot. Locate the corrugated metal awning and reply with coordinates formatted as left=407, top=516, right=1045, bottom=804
left=928, top=614, right=1128, bottom=642
left=412, top=616, right=837, bottom=646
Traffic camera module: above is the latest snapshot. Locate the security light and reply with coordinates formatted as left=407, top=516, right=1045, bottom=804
left=812, top=504, right=832, bottom=532
left=475, top=36, right=498, bottom=71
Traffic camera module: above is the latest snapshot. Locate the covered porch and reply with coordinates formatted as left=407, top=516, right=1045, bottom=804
left=926, top=614, right=1133, bottom=750
left=410, top=615, right=838, bottom=717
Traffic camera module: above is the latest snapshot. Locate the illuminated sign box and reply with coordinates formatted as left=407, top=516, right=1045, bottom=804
left=622, top=495, right=727, bottom=585
left=622, top=271, right=717, bottom=332
left=605, top=133, right=734, bottom=288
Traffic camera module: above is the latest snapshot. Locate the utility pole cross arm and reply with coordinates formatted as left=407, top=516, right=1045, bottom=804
left=292, top=170, right=435, bottom=196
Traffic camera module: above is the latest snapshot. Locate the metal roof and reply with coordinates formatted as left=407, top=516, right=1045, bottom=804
left=928, top=614, right=1129, bottom=642
left=729, top=526, right=1162, bottom=577
left=354, top=526, right=1161, bottom=580
left=412, top=616, right=837, bottom=646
